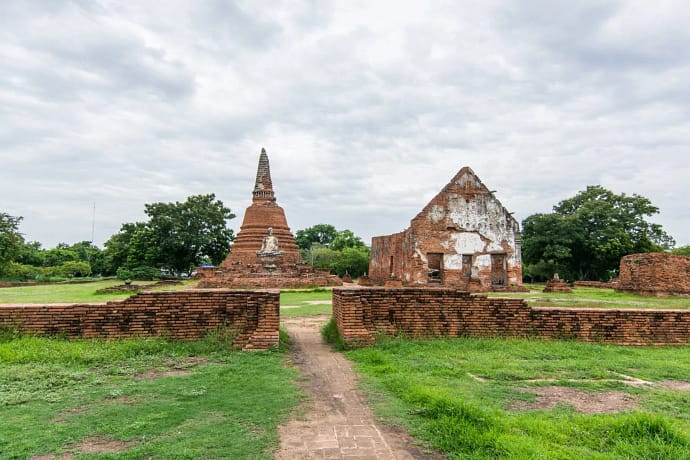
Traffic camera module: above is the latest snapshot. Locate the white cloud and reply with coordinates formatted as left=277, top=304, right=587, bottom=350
left=1, top=0, right=689, bottom=248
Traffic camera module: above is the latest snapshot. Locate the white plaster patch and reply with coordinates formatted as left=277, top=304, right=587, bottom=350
left=475, top=254, right=492, bottom=268
left=429, top=204, right=445, bottom=223
left=445, top=254, right=464, bottom=270
left=450, top=233, right=485, bottom=254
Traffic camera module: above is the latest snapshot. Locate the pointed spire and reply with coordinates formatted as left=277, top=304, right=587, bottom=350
left=253, top=147, right=275, bottom=201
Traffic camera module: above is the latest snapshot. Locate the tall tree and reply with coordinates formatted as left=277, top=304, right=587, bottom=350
left=0, top=212, right=25, bottom=276
left=295, top=224, right=338, bottom=250
left=103, top=194, right=235, bottom=276
left=330, top=229, right=367, bottom=251
left=522, top=185, right=675, bottom=281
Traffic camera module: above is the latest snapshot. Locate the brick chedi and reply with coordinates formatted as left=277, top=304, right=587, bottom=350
left=198, top=148, right=341, bottom=289
left=368, top=167, right=527, bottom=292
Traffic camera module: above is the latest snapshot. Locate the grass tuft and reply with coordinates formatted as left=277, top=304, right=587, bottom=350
left=321, top=317, right=346, bottom=351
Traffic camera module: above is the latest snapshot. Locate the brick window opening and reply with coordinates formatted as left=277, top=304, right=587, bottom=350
left=427, top=253, right=443, bottom=284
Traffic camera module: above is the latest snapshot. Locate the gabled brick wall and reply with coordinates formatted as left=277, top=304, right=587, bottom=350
left=0, top=289, right=279, bottom=350
left=333, top=287, right=690, bottom=346
left=368, top=167, right=525, bottom=292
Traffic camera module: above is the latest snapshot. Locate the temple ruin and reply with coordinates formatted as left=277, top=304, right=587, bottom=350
left=368, top=166, right=526, bottom=292
left=197, top=148, right=341, bottom=289
left=616, top=252, right=690, bottom=297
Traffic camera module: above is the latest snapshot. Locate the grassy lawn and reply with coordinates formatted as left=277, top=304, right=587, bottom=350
left=490, top=284, right=690, bottom=310
left=346, top=335, right=690, bottom=459
left=280, top=288, right=332, bottom=317
left=0, top=331, right=301, bottom=459
left=0, top=279, right=197, bottom=304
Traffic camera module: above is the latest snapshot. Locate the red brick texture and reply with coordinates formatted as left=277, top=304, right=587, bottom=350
left=333, top=287, right=690, bottom=346
left=0, top=289, right=280, bottom=350
left=617, top=253, right=690, bottom=297
left=368, top=167, right=525, bottom=292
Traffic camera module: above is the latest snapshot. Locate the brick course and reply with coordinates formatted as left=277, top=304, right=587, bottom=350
left=0, top=289, right=279, bottom=350
left=617, top=252, right=690, bottom=297
left=333, top=287, right=690, bottom=346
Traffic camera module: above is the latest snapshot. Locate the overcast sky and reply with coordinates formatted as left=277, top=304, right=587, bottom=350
left=2, top=0, right=689, bottom=249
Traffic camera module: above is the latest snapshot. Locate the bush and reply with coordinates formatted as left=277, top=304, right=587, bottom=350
left=49, top=261, right=92, bottom=278
left=2, top=263, right=43, bottom=281
left=116, top=266, right=160, bottom=281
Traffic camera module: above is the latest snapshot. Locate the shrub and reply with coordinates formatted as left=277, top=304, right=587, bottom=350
left=116, top=266, right=159, bottom=280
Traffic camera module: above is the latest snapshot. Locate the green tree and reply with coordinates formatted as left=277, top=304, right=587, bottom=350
left=332, top=246, right=370, bottom=277
left=43, top=244, right=78, bottom=267
left=104, top=194, right=235, bottom=276
left=295, top=224, right=338, bottom=250
left=103, top=222, right=146, bottom=273
left=330, top=229, right=366, bottom=251
left=672, top=245, right=690, bottom=257
left=302, top=244, right=339, bottom=271
left=522, top=185, right=675, bottom=281
left=16, top=241, right=45, bottom=267
left=0, top=212, right=25, bottom=276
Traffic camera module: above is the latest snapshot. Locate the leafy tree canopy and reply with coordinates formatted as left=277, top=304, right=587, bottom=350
left=522, top=185, right=675, bottom=281
left=296, top=225, right=370, bottom=277
left=672, top=245, right=690, bottom=257
left=0, top=212, right=25, bottom=276
left=104, top=194, right=235, bottom=276
left=330, top=229, right=366, bottom=251
left=295, top=224, right=338, bottom=250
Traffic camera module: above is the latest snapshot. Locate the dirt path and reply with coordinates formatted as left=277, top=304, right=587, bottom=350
left=276, top=316, right=444, bottom=460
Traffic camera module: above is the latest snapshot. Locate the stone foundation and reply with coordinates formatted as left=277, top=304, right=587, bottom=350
left=333, top=287, right=690, bottom=346
left=0, top=289, right=279, bottom=350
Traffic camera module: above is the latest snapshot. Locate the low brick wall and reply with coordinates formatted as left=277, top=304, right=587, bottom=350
left=617, top=253, right=690, bottom=296
left=333, top=287, right=690, bottom=346
left=0, top=289, right=279, bottom=350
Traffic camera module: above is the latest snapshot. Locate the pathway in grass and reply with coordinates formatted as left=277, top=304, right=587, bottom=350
left=277, top=315, right=443, bottom=460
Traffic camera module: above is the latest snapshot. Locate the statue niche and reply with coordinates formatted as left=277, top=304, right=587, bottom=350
left=257, top=227, right=283, bottom=257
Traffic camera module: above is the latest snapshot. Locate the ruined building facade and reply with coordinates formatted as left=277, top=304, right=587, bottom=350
left=368, top=167, right=526, bottom=292
left=197, top=149, right=341, bottom=289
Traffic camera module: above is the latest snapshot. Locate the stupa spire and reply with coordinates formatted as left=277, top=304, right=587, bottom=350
left=253, top=147, right=275, bottom=201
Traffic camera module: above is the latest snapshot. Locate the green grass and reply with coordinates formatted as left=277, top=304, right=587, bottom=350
left=0, top=331, right=301, bottom=459
left=346, top=336, right=690, bottom=459
left=490, top=284, right=690, bottom=310
left=280, top=288, right=332, bottom=316
left=0, top=279, right=197, bottom=304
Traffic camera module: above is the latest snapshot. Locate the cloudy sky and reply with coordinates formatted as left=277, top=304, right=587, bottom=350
left=2, top=0, right=689, bottom=249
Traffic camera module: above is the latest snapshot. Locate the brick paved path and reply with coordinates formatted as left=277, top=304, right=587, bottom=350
left=276, top=317, right=444, bottom=460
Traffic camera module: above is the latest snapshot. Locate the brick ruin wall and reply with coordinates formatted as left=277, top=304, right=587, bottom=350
left=368, top=168, right=524, bottom=292
left=0, top=289, right=279, bottom=350
left=617, top=253, right=690, bottom=297
left=333, top=287, right=690, bottom=346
